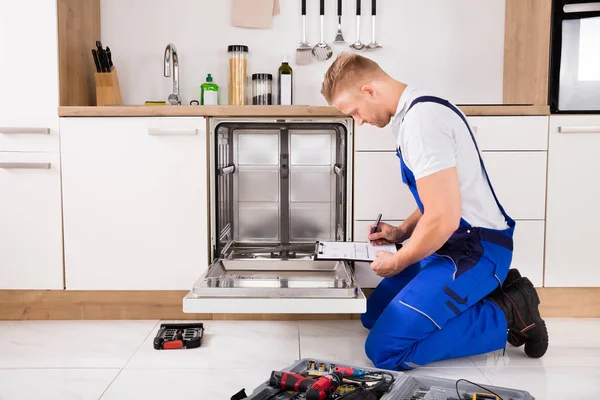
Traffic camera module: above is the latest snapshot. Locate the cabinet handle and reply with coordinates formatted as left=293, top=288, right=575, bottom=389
left=558, top=126, right=600, bottom=134
left=0, top=162, right=51, bottom=170
left=0, top=127, right=50, bottom=135
left=147, top=128, right=197, bottom=136
left=564, top=3, right=600, bottom=13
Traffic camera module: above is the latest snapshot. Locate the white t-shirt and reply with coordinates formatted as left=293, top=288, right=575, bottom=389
left=390, top=86, right=509, bottom=230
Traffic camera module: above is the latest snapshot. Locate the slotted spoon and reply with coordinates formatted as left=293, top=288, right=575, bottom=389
left=334, top=0, right=345, bottom=43
left=312, top=0, right=333, bottom=60
left=296, top=0, right=312, bottom=65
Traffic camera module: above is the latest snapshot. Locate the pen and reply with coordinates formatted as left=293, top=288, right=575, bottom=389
left=370, top=213, right=382, bottom=237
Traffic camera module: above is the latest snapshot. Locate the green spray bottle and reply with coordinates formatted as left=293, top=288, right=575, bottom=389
left=201, top=74, right=219, bottom=105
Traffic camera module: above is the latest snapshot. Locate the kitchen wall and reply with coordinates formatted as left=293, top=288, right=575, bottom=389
left=101, top=0, right=506, bottom=106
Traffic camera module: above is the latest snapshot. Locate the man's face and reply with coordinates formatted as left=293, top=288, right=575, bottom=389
left=333, top=86, right=392, bottom=128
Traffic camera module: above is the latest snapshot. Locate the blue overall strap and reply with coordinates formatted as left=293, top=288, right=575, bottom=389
left=406, top=96, right=516, bottom=229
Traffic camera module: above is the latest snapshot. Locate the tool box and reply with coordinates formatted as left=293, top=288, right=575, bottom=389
left=152, top=323, right=204, bottom=350
left=238, top=358, right=535, bottom=400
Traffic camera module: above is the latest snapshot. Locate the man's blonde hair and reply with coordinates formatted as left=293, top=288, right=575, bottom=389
left=321, top=52, right=385, bottom=104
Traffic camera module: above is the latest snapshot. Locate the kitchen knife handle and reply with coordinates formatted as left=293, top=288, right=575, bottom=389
left=338, top=0, right=342, bottom=16
left=106, top=46, right=113, bottom=68
left=372, top=0, right=376, bottom=15
left=301, top=0, right=306, bottom=16
left=91, top=49, right=101, bottom=73
left=320, top=0, right=324, bottom=16
left=356, top=0, right=361, bottom=16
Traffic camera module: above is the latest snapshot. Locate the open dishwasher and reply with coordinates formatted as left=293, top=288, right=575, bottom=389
left=183, top=117, right=366, bottom=314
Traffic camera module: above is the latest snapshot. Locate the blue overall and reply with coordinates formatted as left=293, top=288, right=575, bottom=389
left=361, top=96, right=516, bottom=370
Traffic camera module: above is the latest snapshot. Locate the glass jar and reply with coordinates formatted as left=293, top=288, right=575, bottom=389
left=228, top=45, right=248, bottom=105
left=252, top=73, right=273, bottom=105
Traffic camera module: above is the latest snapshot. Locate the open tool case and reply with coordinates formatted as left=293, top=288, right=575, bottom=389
left=240, top=358, right=535, bottom=400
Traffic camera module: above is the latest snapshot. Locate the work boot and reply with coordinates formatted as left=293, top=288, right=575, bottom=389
left=489, top=277, right=549, bottom=358
left=503, top=269, right=525, bottom=347
left=504, top=268, right=522, bottom=288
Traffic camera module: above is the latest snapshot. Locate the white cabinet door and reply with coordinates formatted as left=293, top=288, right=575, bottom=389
left=545, top=116, right=600, bottom=287
left=355, top=125, right=396, bottom=151
left=0, top=0, right=59, bottom=147
left=511, top=220, right=545, bottom=287
left=0, top=152, right=63, bottom=289
left=467, top=117, right=549, bottom=151
left=60, top=117, right=209, bottom=290
left=354, top=152, right=416, bottom=221
left=481, top=152, right=547, bottom=220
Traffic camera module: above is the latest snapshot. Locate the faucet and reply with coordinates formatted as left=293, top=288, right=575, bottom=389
left=164, top=43, right=180, bottom=105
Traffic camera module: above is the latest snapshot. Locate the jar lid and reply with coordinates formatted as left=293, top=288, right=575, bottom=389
left=252, top=73, right=273, bottom=80
left=228, top=45, right=249, bottom=52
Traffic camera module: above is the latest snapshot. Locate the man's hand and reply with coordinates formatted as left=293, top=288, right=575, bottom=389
left=370, top=250, right=405, bottom=278
left=368, top=222, right=406, bottom=245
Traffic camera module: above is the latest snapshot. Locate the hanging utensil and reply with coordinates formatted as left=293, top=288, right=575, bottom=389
left=296, top=0, right=313, bottom=65
left=350, top=0, right=365, bottom=50
left=367, top=0, right=382, bottom=49
left=313, top=0, right=333, bottom=60
left=334, top=0, right=345, bottom=43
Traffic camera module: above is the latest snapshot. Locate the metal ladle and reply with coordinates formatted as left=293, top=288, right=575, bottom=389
left=367, top=0, right=382, bottom=49
left=350, top=0, right=365, bottom=50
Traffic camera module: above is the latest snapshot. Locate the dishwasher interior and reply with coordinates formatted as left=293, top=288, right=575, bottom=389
left=189, top=118, right=361, bottom=300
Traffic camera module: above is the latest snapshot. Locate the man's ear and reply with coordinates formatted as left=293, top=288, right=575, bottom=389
left=360, top=84, right=376, bottom=98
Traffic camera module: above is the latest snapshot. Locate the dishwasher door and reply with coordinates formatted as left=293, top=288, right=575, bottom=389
left=183, top=117, right=366, bottom=314
left=183, top=257, right=366, bottom=314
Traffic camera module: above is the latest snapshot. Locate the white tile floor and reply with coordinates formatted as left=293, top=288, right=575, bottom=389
left=0, top=318, right=598, bottom=399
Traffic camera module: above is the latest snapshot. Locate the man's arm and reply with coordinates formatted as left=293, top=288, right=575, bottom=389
left=394, top=167, right=461, bottom=268
left=397, top=208, right=423, bottom=241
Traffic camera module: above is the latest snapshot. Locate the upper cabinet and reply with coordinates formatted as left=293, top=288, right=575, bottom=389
left=0, top=0, right=59, bottom=131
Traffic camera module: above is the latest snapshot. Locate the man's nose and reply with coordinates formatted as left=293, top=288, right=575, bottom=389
left=353, top=116, right=364, bottom=126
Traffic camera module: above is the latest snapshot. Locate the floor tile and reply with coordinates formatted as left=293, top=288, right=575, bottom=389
left=0, top=320, right=158, bottom=368
left=0, top=369, right=119, bottom=400
left=101, top=368, right=272, bottom=400
left=126, top=320, right=300, bottom=370
left=480, top=366, right=600, bottom=400
left=299, top=320, right=373, bottom=367
left=470, top=318, right=600, bottom=367
left=299, top=320, right=476, bottom=369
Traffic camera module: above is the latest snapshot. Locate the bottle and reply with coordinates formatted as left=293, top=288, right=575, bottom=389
left=201, top=73, right=219, bottom=105
left=278, top=56, right=293, bottom=105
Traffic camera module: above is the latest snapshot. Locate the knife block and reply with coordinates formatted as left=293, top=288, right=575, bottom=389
left=94, top=67, right=123, bottom=106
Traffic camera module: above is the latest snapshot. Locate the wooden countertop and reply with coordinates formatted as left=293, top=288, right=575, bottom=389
left=58, top=105, right=550, bottom=117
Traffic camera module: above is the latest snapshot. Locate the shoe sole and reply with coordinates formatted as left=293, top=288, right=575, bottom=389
left=518, top=278, right=549, bottom=358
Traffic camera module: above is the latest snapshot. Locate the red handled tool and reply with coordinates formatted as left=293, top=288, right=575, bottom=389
left=305, top=372, right=344, bottom=400
left=269, top=371, right=316, bottom=392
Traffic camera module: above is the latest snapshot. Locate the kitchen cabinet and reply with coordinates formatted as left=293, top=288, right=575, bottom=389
left=354, top=152, right=416, bottom=221
left=354, top=116, right=548, bottom=152
left=353, top=151, right=547, bottom=221
left=0, top=152, right=63, bottom=289
left=60, top=117, right=209, bottom=290
left=481, top=152, right=547, bottom=220
left=545, top=116, right=600, bottom=287
left=0, top=0, right=59, bottom=147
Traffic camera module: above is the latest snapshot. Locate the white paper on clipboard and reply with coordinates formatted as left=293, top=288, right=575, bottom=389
left=316, top=241, right=398, bottom=262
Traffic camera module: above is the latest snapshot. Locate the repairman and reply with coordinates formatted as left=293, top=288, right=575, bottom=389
left=320, top=53, right=549, bottom=370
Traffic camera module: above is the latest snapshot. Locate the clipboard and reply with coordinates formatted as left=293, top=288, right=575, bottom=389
left=315, top=241, right=402, bottom=262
